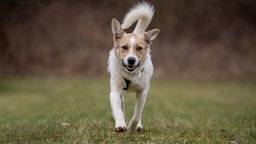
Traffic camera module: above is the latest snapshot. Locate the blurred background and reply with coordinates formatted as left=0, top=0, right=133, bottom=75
left=0, top=0, right=255, bottom=81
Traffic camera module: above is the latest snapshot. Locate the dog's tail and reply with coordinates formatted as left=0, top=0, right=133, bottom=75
left=122, top=2, right=154, bottom=34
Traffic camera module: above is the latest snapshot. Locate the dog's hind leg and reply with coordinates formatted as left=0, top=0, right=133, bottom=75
left=128, top=88, right=148, bottom=132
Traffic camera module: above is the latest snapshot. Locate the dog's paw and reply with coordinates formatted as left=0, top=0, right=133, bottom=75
left=114, top=126, right=127, bottom=132
left=128, top=120, right=143, bottom=132
left=127, top=126, right=142, bottom=132
left=136, top=126, right=142, bottom=132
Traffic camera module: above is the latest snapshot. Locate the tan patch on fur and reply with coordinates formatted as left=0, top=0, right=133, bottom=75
left=114, top=33, right=149, bottom=62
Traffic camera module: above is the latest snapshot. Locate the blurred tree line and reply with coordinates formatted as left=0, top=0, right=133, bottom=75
left=0, top=0, right=255, bottom=80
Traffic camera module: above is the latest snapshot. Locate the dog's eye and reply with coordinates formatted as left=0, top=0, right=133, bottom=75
left=136, top=46, right=143, bottom=51
left=122, top=45, right=128, bottom=50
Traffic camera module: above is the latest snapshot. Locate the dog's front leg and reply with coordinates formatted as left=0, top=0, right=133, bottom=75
left=128, top=88, right=149, bottom=132
left=110, top=89, right=127, bottom=132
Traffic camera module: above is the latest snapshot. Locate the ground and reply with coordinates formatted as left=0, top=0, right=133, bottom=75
left=0, top=77, right=255, bottom=143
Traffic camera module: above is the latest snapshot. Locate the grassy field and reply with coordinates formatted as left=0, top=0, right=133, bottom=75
left=0, top=77, right=255, bottom=143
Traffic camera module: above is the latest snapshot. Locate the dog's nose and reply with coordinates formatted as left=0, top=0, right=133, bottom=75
left=127, top=57, right=136, bottom=65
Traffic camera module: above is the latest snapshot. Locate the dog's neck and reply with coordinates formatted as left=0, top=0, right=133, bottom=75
left=119, top=62, right=145, bottom=81
left=120, top=66, right=144, bottom=91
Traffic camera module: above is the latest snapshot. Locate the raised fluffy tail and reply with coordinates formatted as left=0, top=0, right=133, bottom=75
left=121, top=2, right=154, bottom=34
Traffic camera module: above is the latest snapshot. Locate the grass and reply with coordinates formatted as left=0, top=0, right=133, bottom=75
left=0, top=77, right=255, bottom=143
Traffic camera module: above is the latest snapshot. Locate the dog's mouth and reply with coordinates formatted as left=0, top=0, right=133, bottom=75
left=122, top=60, right=140, bottom=72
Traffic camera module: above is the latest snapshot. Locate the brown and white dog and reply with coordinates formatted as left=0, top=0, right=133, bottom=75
left=108, top=2, right=160, bottom=132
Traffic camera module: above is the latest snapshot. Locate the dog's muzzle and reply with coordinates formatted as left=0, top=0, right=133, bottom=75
left=122, top=59, right=140, bottom=72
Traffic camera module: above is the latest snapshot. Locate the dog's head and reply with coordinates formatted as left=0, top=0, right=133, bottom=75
left=111, top=18, right=160, bottom=73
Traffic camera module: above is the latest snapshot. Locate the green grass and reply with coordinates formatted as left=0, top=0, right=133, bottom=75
left=0, top=77, right=255, bottom=143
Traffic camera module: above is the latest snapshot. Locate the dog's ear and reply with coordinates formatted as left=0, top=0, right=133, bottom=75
left=111, top=18, right=123, bottom=40
left=144, top=29, right=160, bottom=44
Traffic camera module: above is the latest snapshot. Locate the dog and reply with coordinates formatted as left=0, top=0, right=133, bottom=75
left=108, top=2, right=160, bottom=132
